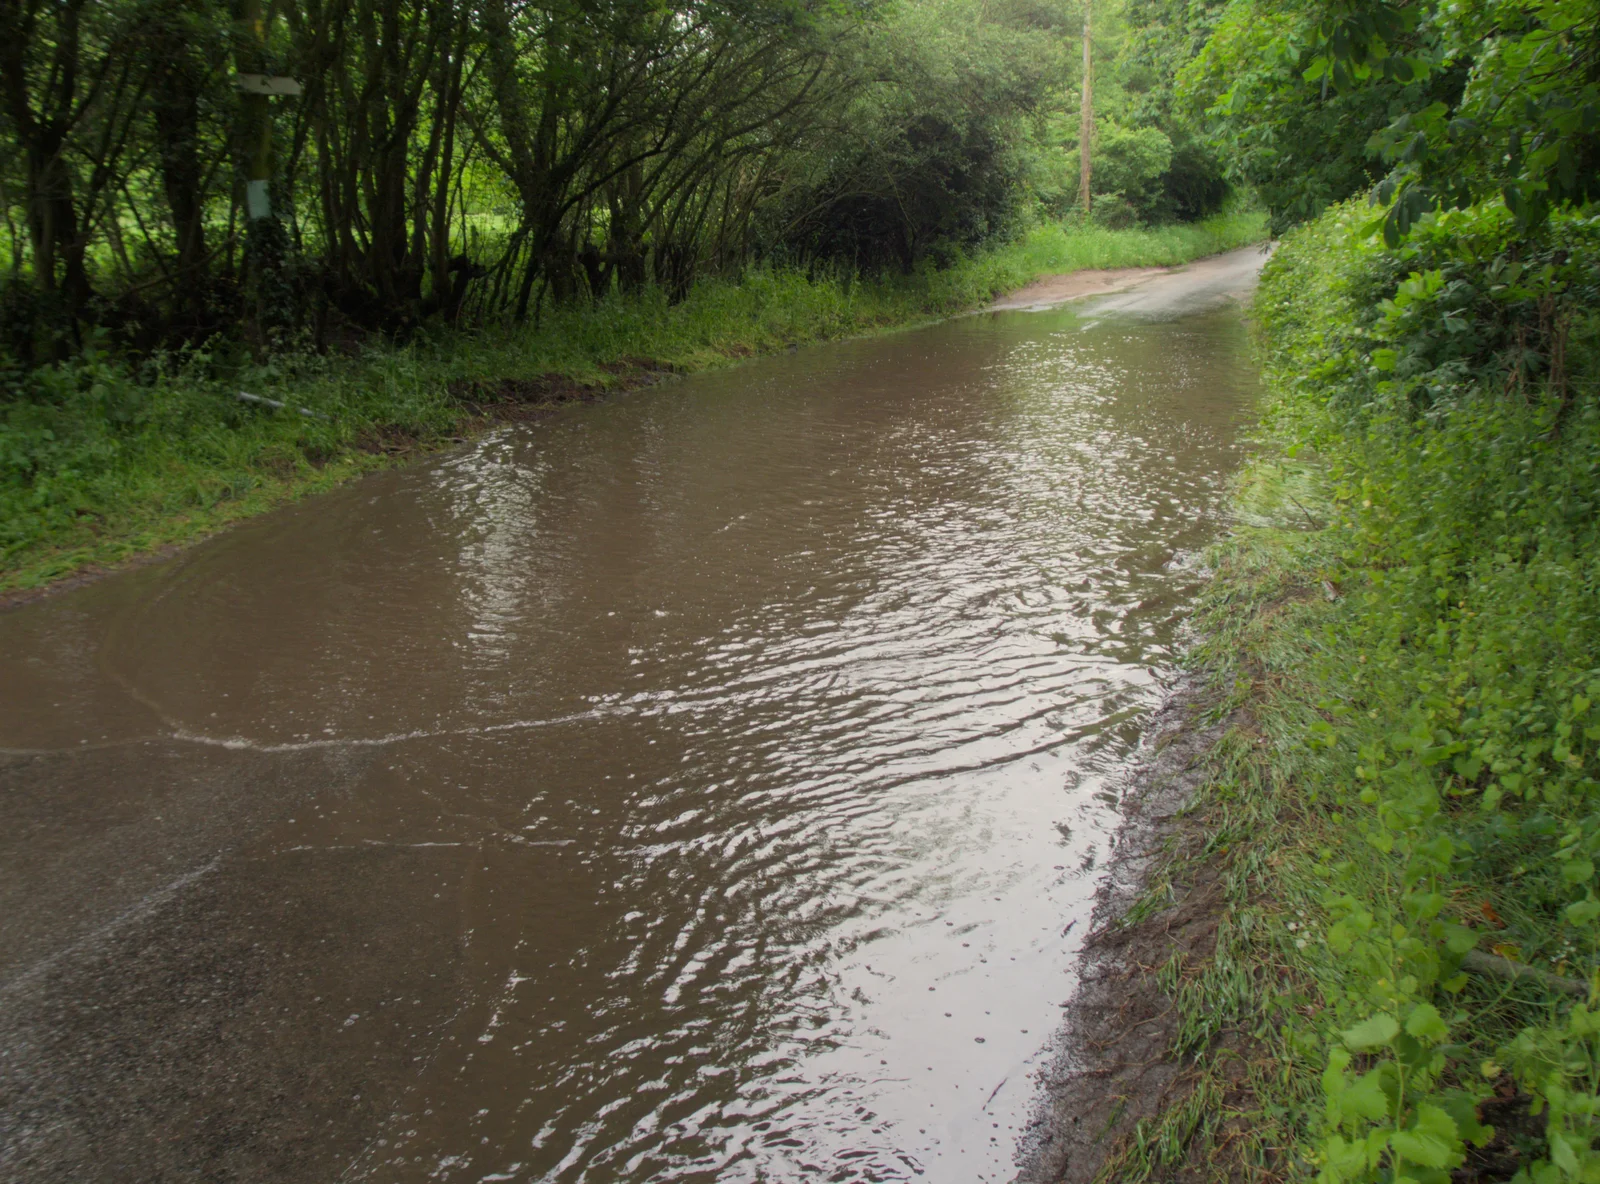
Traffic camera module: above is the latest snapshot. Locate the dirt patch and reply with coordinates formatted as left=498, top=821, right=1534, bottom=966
left=1016, top=679, right=1247, bottom=1184
left=990, top=267, right=1171, bottom=312
left=602, top=356, right=682, bottom=375
left=351, top=423, right=429, bottom=458
left=1455, top=1081, right=1543, bottom=1183
left=446, top=372, right=599, bottom=415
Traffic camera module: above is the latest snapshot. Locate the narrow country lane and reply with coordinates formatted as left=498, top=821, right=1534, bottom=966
left=1, top=249, right=1267, bottom=1184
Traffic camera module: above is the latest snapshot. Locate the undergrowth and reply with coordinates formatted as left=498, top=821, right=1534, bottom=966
left=0, top=210, right=1266, bottom=595
left=1103, top=199, right=1600, bottom=1182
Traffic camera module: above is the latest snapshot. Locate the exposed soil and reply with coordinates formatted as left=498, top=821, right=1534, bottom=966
left=1457, top=1082, right=1543, bottom=1183
left=989, top=267, right=1171, bottom=312
left=1016, top=679, right=1249, bottom=1184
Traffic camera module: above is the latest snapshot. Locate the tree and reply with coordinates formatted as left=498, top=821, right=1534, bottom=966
left=1175, top=0, right=1599, bottom=239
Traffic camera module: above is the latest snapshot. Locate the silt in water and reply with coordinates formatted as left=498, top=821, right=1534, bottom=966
left=1, top=302, right=1257, bottom=1182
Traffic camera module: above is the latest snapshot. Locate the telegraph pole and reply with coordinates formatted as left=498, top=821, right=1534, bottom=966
left=1079, top=0, right=1093, bottom=218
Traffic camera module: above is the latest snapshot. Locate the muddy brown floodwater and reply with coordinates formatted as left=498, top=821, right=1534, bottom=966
left=0, top=249, right=1265, bottom=1184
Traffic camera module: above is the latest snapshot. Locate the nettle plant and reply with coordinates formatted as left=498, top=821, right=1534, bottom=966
left=1309, top=673, right=1600, bottom=1181
left=1257, top=205, right=1600, bottom=1183
left=1315, top=739, right=1492, bottom=1182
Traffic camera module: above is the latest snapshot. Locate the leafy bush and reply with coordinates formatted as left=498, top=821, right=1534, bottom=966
left=762, top=0, right=1072, bottom=270
left=1242, top=199, right=1600, bottom=1183
left=1046, top=120, right=1176, bottom=226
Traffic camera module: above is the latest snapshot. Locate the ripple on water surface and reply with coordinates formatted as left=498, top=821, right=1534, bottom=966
left=0, top=307, right=1258, bottom=1183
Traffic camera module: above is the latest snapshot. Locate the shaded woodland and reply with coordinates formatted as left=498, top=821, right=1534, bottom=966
left=0, top=0, right=1230, bottom=362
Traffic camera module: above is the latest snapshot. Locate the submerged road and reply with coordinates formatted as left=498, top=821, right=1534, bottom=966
left=990, top=243, right=1271, bottom=316
left=0, top=246, right=1268, bottom=1183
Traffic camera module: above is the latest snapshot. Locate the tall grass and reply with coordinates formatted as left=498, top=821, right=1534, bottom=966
left=0, top=210, right=1267, bottom=595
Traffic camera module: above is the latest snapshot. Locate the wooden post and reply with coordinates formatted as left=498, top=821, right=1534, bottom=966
left=237, top=0, right=273, bottom=221
left=232, top=1, right=300, bottom=349
left=1079, top=0, right=1093, bottom=219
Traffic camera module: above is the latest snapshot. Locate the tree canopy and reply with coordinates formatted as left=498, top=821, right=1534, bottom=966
left=0, top=0, right=1249, bottom=360
left=1176, top=0, right=1600, bottom=239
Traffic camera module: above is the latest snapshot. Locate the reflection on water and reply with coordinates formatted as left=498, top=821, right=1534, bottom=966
left=0, top=307, right=1257, bottom=1183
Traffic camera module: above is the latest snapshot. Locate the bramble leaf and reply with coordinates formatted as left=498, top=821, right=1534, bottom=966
left=1388, top=1103, right=1461, bottom=1169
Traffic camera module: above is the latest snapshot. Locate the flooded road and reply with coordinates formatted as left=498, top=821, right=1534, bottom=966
left=0, top=250, right=1264, bottom=1183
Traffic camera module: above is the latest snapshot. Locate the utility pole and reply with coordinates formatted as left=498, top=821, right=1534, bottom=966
left=236, top=59, right=304, bottom=212
left=1079, top=0, right=1093, bottom=219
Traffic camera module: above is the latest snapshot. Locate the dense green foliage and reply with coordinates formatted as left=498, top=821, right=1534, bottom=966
left=1164, top=201, right=1600, bottom=1183
left=0, top=211, right=1264, bottom=592
left=1092, top=0, right=1600, bottom=1174
left=0, top=0, right=1233, bottom=356
left=1107, top=0, right=1232, bottom=220
left=769, top=0, right=1072, bottom=268
left=1177, top=0, right=1600, bottom=238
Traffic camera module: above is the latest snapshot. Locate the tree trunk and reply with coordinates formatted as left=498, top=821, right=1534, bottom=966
left=152, top=40, right=210, bottom=311
left=0, top=0, right=95, bottom=340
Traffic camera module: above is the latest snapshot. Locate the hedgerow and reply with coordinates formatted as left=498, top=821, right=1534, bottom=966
left=1212, top=199, right=1600, bottom=1182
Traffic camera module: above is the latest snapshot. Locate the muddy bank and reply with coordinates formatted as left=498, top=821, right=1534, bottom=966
left=353, top=362, right=682, bottom=459
left=445, top=359, right=680, bottom=422
left=1016, top=680, right=1252, bottom=1184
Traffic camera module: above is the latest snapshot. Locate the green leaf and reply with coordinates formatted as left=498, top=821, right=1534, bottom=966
left=1342, top=1069, right=1393, bottom=1122
left=1342, top=1013, right=1400, bottom=1050
left=1549, top=1128, right=1578, bottom=1176
left=1404, top=1003, right=1449, bottom=1044
left=1389, top=1104, right=1462, bottom=1169
left=1565, top=898, right=1600, bottom=926
left=1436, top=1091, right=1493, bottom=1148
left=1319, top=1132, right=1371, bottom=1179
left=1560, top=859, right=1594, bottom=884
left=1327, top=919, right=1355, bottom=954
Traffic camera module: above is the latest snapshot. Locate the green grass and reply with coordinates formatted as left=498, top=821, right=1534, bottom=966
left=1099, top=200, right=1600, bottom=1182
left=0, top=209, right=1267, bottom=596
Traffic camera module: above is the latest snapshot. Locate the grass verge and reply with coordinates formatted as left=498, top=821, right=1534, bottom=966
left=0, top=210, right=1266, bottom=600
left=1054, top=201, right=1600, bottom=1184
